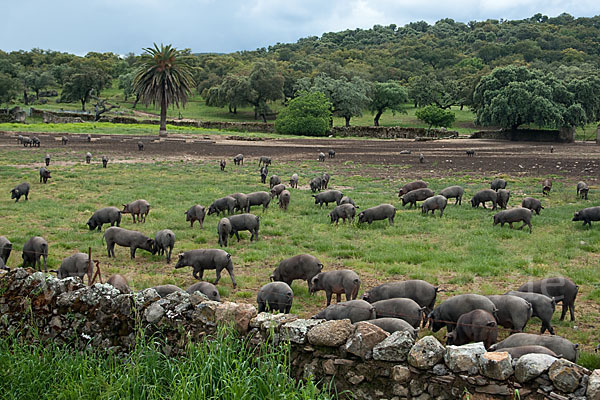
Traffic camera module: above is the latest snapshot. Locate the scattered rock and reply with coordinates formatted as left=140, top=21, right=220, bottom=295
left=373, top=330, right=415, bottom=362
left=345, top=321, right=389, bottom=360
left=280, top=318, right=324, bottom=344
left=588, top=369, right=600, bottom=400
left=548, top=359, right=583, bottom=393
left=392, top=365, right=411, bottom=383
left=144, top=302, right=165, bottom=324
left=444, top=342, right=486, bottom=374
left=515, top=353, right=557, bottom=383
left=479, top=351, right=513, bottom=380
left=215, top=302, right=257, bottom=334
left=408, top=336, right=445, bottom=369
left=307, top=319, right=354, bottom=347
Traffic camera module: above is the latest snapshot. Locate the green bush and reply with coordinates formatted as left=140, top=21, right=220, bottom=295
left=415, top=105, right=455, bottom=132
left=275, top=91, right=332, bottom=136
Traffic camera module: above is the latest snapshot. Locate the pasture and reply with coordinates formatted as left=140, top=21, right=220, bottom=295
left=0, top=131, right=599, bottom=361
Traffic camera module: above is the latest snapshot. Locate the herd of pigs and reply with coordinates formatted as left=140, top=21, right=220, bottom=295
left=3, top=141, right=600, bottom=362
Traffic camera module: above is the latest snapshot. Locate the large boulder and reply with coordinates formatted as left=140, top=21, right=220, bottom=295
left=344, top=321, right=389, bottom=360
left=548, top=358, right=584, bottom=393
left=514, top=353, right=557, bottom=383
left=408, top=336, right=445, bottom=369
left=444, top=342, right=486, bottom=374
left=479, top=352, right=513, bottom=380
left=307, top=319, right=354, bottom=347
left=587, top=369, right=600, bottom=400
left=372, top=330, right=415, bottom=362
left=144, top=302, right=165, bottom=323
left=215, top=302, right=257, bottom=334
left=280, top=319, right=325, bottom=344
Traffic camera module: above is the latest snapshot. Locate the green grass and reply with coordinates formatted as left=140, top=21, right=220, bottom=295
left=0, top=328, right=334, bottom=400
left=0, top=148, right=599, bottom=353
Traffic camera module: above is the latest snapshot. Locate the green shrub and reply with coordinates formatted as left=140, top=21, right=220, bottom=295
left=275, top=91, right=332, bottom=136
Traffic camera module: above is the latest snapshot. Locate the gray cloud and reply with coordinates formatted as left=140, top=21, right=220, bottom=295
left=1, top=0, right=598, bottom=55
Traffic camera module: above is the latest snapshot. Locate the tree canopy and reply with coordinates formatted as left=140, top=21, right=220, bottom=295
left=415, top=105, right=455, bottom=132
left=368, top=81, right=408, bottom=126
left=275, top=91, right=332, bottom=136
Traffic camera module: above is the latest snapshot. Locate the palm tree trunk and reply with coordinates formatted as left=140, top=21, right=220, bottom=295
left=159, top=89, right=167, bottom=137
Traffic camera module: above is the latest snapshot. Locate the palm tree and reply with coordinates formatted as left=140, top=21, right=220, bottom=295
left=134, top=43, right=195, bottom=136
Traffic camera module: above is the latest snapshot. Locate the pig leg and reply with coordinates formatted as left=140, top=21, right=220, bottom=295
left=326, top=291, right=333, bottom=306
left=569, top=302, right=575, bottom=321
left=482, top=202, right=487, bottom=209
left=234, top=231, right=241, bottom=242
left=193, top=267, right=204, bottom=280
left=42, top=254, right=47, bottom=272
left=258, top=301, right=265, bottom=313
left=107, top=242, right=115, bottom=257
left=166, top=246, right=172, bottom=263
left=130, top=246, right=137, bottom=259
left=226, top=266, right=237, bottom=288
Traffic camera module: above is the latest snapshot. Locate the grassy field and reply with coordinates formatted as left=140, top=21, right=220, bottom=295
left=1, top=145, right=599, bottom=366
left=0, top=328, right=333, bottom=400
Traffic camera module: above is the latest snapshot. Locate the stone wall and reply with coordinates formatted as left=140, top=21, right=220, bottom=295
left=331, top=126, right=459, bottom=139
left=470, top=128, right=575, bottom=143
left=1, top=269, right=598, bottom=400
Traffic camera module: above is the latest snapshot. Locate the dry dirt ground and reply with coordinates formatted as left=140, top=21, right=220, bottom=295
left=2, top=131, right=599, bottom=182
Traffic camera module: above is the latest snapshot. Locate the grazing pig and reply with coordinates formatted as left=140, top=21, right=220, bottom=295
left=122, top=199, right=151, bottom=223
left=174, top=249, right=237, bottom=288
left=362, top=280, right=438, bottom=314
left=85, top=152, right=92, bottom=164
left=61, top=136, right=68, bottom=145
left=329, top=203, right=356, bottom=224
left=228, top=193, right=249, bottom=213
left=86, top=134, right=91, bottom=142
left=227, top=213, right=260, bottom=242
left=310, top=269, right=361, bottom=306
left=439, top=185, right=464, bottom=205
left=490, top=178, right=507, bottom=191
left=103, top=227, right=155, bottom=259
left=577, top=181, right=589, bottom=200
left=289, top=173, right=299, bottom=188
left=398, top=180, right=428, bottom=197
left=313, top=190, right=343, bottom=207
left=497, top=189, right=510, bottom=209
left=57, top=252, right=91, bottom=281
left=372, top=298, right=424, bottom=328
left=87, top=207, right=121, bottom=231
left=269, top=175, right=281, bottom=189
left=184, top=205, right=206, bottom=228
left=428, top=294, right=497, bottom=333
left=0, top=257, right=5, bottom=271
left=572, top=206, right=600, bottom=227
left=154, top=229, right=175, bottom=263
left=310, top=177, right=322, bottom=192
left=318, top=152, right=325, bottom=162
left=470, top=189, right=497, bottom=210
left=358, top=204, right=396, bottom=225
left=340, top=196, right=358, bottom=208
left=10, top=182, right=30, bottom=202
left=106, top=274, right=131, bottom=294
left=32, top=137, right=40, bottom=147
left=367, top=318, right=418, bottom=338
left=328, top=149, right=335, bottom=158
left=207, top=196, right=236, bottom=216
left=270, top=183, right=285, bottom=198
left=486, top=295, right=532, bottom=332
left=517, top=277, right=579, bottom=321
left=17, top=135, right=24, bottom=144
left=22, top=236, right=48, bottom=272
left=219, top=159, right=226, bottom=171
left=521, top=197, right=544, bottom=215
left=466, top=150, right=475, bottom=157
left=422, top=195, right=447, bottom=217
left=399, top=150, right=411, bottom=155
left=260, top=166, right=268, bottom=184
left=446, top=309, right=498, bottom=349
left=321, top=173, right=330, bottom=189
left=152, top=284, right=183, bottom=298
left=493, top=208, right=533, bottom=233
left=542, top=179, right=552, bottom=196
left=233, top=154, right=243, bottom=165
left=22, top=137, right=33, bottom=147
left=258, top=156, right=271, bottom=166
left=270, top=254, right=323, bottom=290
left=312, top=300, right=376, bottom=323
left=419, top=153, right=424, bottom=163
left=217, top=218, right=232, bottom=247
left=246, top=191, right=271, bottom=212
left=505, top=291, right=556, bottom=334
left=44, top=154, right=50, bottom=166
left=401, top=188, right=434, bottom=208
left=39, top=167, right=51, bottom=184
left=0, top=236, right=12, bottom=265
left=278, top=190, right=290, bottom=211
left=186, top=281, right=220, bottom=301
left=102, top=156, right=108, bottom=168
left=498, top=346, right=558, bottom=360
left=138, top=141, right=144, bottom=151
left=490, top=333, right=578, bottom=362
left=257, top=282, right=294, bottom=313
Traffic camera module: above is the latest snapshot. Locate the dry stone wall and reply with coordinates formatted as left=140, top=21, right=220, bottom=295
left=1, top=268, right=597, bottom=400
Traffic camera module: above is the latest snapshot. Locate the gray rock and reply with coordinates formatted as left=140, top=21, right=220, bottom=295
left=444, top=342, right=486, bottom=374
left=588, top=369, right=600, bottom=400
left=373, top=330, right=415, bottom=362
left=514, top=353, right=557, bottom=383
left=345, top=321, right=389, bottom=360
left=432, top=363, right=449, bottom=376
left=134, top=288, right=160, bottom=307
left=410, top=379, right=425, bottom=396
left=307, top=319, right=354, bottom=347
left=408, top=336, right=445, bottom=369
left=393, top=384, right=409, bottom=397
left=548, top=358, right=583, bottom=393
left=281, top=318, right=325, bottom=344
left=392, top=365, right=411, bottom=383
left=479, top=351, right=513, bottom=380
left=250, top=312, right=297, bottom=329
left=145, top=302, right=165, bottom=323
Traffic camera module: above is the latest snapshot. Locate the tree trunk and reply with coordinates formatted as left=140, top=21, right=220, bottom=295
left=124, top=94, right=128, bottom=102
left=132, top=93, right=140, bottom=109
left=374, top=110, right=383, bottom=126
left=345, top=116, right=351, bottom=127
left=228, top=105, right=232, bottom=113
left=159, top=91, right=167, bottom=137
left=81, top=99, right=86, bottom=112
left=23, top=90, right=28, bottom=105
left=233, top=106, right=237, bottom=114
left=35, top=89, right=40, bottom=99
left=460, top=104, right=464, bottom=111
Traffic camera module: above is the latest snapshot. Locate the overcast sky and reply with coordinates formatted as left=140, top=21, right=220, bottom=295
left=2, top=0, right=599, bottom=55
